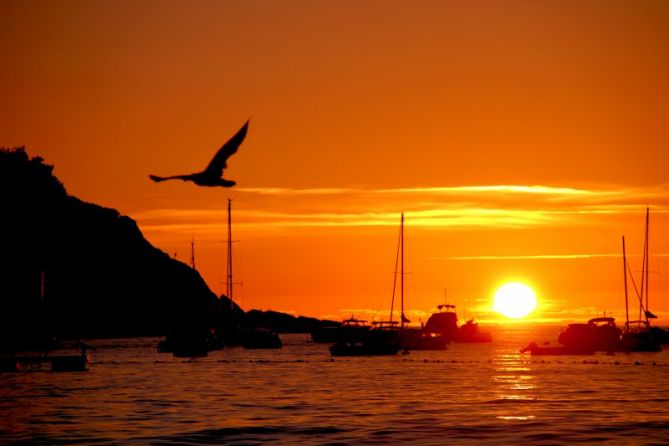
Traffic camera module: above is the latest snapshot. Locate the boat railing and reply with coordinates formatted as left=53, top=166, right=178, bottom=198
left=342, top=317, right=368, bottom=327
left=372, top=320, right=400, bottom=330
left=625, top=320, right=651, bottom=332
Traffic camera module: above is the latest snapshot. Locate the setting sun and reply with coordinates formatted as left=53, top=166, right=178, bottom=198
left=493, top=282, right=537, bottom=319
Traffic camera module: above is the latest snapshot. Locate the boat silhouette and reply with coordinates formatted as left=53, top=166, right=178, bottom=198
left=423, top=304, right=492, bottom=343
left=522, top=209, right=667, bottom=356
left=223, top=199, right=282, bottom=349
left=311, top=316, right=369, bottom=343
left=392, top=215, right=448, bottom=351
left=619, top=208, right=665, bottom=352
left=330, top=215, right=426, bottom=356
left=157, top=239, right=215, bottom=357
left=1, top=269, right=93, bottom=371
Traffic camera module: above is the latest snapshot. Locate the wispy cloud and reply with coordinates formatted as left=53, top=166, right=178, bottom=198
left=237, top=184, right=669, bottom=203
left=442, top=253, right=632, bottom=261
left=133, top=184, right=669, bottom=236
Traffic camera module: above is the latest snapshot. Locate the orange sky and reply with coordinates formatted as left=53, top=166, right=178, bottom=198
left=2, top=0, right=669, bottom=323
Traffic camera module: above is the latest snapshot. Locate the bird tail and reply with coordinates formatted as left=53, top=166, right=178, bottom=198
left=149, top=174, right=167, bottom=182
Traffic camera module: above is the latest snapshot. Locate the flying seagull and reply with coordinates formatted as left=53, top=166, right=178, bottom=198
left=149, top=120, right=249, bottom=187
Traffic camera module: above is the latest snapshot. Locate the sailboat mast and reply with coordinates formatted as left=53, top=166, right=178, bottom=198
left=389, top=223, right=401, bottom=324
left=644, top=207, right=650, bottom=322
left=227, top=199, right=234, bottom=310
left=400, top=213, right=405, bottom=330
left=622, top=236, right=629, bottom=333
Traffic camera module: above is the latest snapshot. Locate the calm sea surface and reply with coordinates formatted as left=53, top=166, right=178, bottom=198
left=2, top=325, right=669, bottom=445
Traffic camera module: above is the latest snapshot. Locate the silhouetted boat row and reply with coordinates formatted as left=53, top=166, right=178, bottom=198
left=0, top=340, right=91, bottom=372
left=315, top=303, right=493, bottom=356
left=157, top=199, right=282, bottom=358
left=521, top=316, right=668, bottom=356
left=326, top=214, right=491, bottom=356
left=522, top=209, right=668, bottom=356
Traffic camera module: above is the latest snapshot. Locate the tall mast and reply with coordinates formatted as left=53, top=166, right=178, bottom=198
left=389, top=221, right=401, bottom=323
left=622, top=236, right=629, bottom=333
left=400, top=213, right=405, bottom=330
left=644, top=207, right=650, bottom=322
left=226, top=199, right=234, bottom=310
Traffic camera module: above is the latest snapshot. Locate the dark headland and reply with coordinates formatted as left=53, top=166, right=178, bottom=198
left=0, top=148, right=336, bottom=351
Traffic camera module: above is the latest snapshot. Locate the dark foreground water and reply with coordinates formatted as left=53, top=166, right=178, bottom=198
left=2, top=325, right=669, bottom=445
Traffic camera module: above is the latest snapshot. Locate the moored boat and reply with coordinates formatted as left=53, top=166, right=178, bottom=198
left=311, top=317, right=369, bottom=343
left=557, top=317, right=622, bottom=354
left=400, top=327, right=448, bottom=350
left=456, top=319, right=493, bottom=343
left=330, top=321, right=401, bottom=356
left=618, top=209, right=664, bottom=352
left=521, top=318, right=622, bottom=356
left=520, top=342, right=594, bottom=356
left=424, top=304, right=492, bottom=343
left=330, top=214, right=412, bottom=356
left=242, top=328, right=282, bottom=349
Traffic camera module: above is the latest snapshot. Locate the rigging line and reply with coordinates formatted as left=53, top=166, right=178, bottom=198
left=236, top=238, right=245, bottom=307
left=644, top=207, right=650, bottom=318
left=356, top=302, right=372, bottom=321
left=649, top=230, right=662, bottom=295
left=625, top=261, right=646, bottom=313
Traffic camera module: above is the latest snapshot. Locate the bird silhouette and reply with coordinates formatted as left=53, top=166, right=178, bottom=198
left=149, top=120, right=249, bottom=187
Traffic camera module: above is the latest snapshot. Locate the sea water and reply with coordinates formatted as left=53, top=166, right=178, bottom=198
left=2, top=325, right=669, bottom=445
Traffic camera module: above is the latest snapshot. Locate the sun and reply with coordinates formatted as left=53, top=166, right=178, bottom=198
left=493, top=282, right=537, bottom=319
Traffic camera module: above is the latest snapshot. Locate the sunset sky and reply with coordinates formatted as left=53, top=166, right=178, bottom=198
left=2, top=0, right=669, bottom=323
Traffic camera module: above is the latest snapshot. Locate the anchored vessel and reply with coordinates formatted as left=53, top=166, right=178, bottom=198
left=522, top=208, right=667, bottom=355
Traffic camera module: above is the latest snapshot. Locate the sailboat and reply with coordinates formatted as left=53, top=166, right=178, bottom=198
left=621, top=208, right=664, bottom=352
left=158, top=238, right=213, bottom=358
left=520, top=209, right=664, bottom=356
left=219, top=199, right=282, bottom=350
left=310, top=316, right=370, bottom=343
left=330, top=215, right=416, bottom=356
left=1, top=270, right=92, bottom=371
left=389, top=214, right=448, bottom=350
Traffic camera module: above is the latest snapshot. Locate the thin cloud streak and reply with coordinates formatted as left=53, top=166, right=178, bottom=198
left=441, top=253, right=669, bottom=261
left=237, top=185, right=595, bottom=196
left=440, top=253, right=662, bottom=261
left=133, top=184, right=669, bottom=234
left=136, top=208, right=557, bottom=234
left=237, top=184, right=669, bottom=202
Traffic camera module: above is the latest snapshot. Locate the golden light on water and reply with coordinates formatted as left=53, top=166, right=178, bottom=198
left=493, top=282, right=538, bottom=319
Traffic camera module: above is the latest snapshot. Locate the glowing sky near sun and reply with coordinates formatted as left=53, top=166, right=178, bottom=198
left=2, top=0, right=669, bottom=322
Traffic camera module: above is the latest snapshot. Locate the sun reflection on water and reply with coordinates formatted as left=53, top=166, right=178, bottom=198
left=491, top=352, right=537, bottom=420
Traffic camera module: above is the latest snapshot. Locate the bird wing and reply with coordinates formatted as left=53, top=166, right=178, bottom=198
left=203, top=120, right=249, bottom=177
left=149, top=174, right=193, bottom=182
